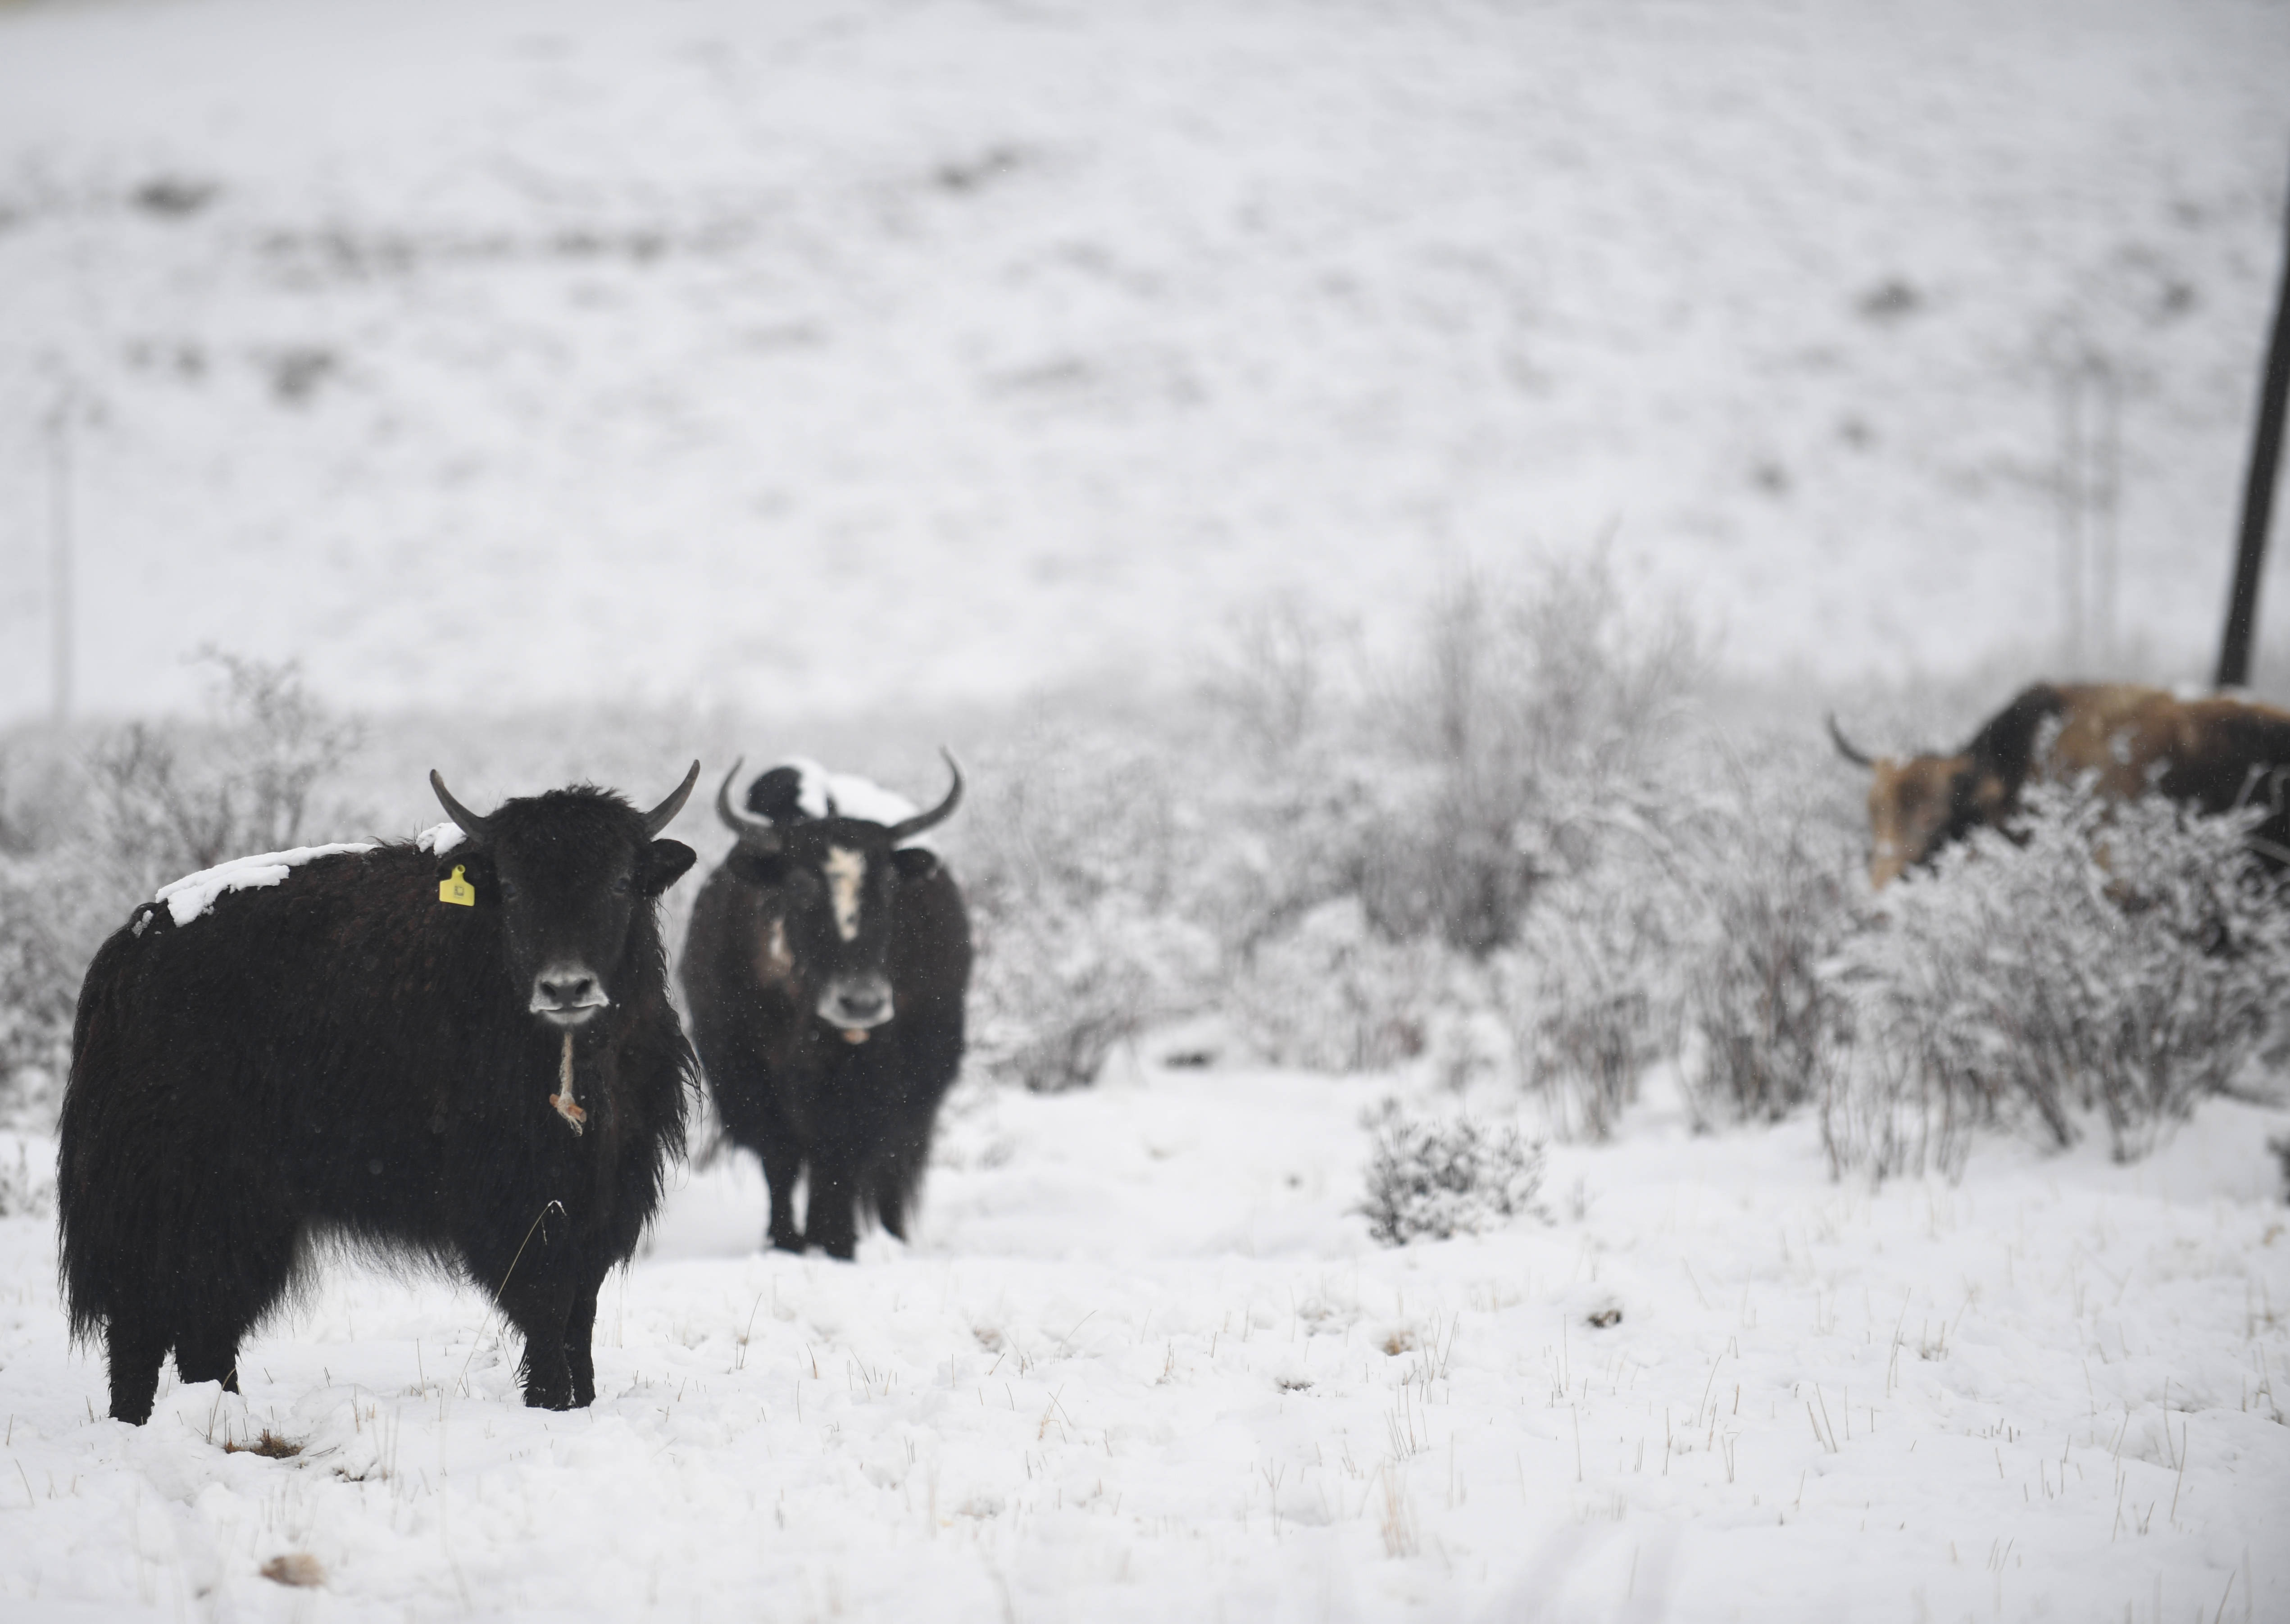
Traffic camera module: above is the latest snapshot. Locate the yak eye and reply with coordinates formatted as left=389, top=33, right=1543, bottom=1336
left=498, top=878, right=521, bottom=903
left=612, top=874, right=635, bottom=896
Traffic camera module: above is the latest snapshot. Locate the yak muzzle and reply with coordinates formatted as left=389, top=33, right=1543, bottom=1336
left=531, top=965, right=611, bottom=1028
left=817, top=974, right=893, bottom=1033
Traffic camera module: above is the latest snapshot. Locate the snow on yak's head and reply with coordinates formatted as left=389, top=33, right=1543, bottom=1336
left=428, top=764, right=701, bottom=1028
left=712, top=754, right=962, bottom=1037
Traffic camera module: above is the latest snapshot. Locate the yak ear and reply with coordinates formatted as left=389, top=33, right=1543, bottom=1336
left=643, top=840, right=698, bottom=897
left=438, top=847, right=496, bottom=887
left=891, top=846, right=940, bottom=881
left=726, top=847, right=789, bottom=889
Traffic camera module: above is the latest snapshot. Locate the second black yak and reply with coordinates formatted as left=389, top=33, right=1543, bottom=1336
left=682, top=755, right=971, bottom=1260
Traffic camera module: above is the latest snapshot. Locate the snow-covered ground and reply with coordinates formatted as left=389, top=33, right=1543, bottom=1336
left=0, top=1061, right=2283, bottom=1621
left=1, top=0, right=2288, bottom=720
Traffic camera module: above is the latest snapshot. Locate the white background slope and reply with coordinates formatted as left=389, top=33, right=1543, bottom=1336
left=0, top=1066, right=2284, bottom=1621
left=0, top=0, right=2287, bottom=719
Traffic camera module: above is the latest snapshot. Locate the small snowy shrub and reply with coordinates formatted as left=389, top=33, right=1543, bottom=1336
left=1676, top=750, right=1859, bottom=1127
left=0, top=851, right=106, bottom=1127
left=1826, top=782, right=2290, bottom=1175
left=955, top=733, right=1215, bottom=1091
left=0, top=655, right=361, bottom=1127
left=1364, top=555, right=1700, bottom=957
left=0, top=1138, right=55, bottom=1218
left=1495, top=863, right=1681, bottom=1140
left=1359, top=1100, right=1544, bottom=1246
left=1230, top=897, right=1445, bottom=1072
left=87, top=651, right=363, bottom=904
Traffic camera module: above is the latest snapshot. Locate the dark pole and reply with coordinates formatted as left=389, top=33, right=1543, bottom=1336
left=2217, top=163, right=2290, bottom=691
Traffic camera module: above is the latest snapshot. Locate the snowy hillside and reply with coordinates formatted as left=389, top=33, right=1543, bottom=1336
left=0, top=0, right=2286, bottom=720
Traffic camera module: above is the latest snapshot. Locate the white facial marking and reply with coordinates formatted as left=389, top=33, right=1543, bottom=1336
left=824, top=846, right=866, bottom=942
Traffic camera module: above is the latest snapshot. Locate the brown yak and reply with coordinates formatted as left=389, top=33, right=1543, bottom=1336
left=1829, top=683, right=2290, bottom=887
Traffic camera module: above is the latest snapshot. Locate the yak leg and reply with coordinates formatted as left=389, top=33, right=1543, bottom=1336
left=804, top=1147, right=862, bottom=1262
left=174, top=1328, right=243, bottom=1395
left=871, top=1113, right=938, bottom=1245
left=563, top=1267, right=613, bottom=1409
left=761, top=1139, right=804, bottom=1254
left=503, top=1277, right=578, bottom=1410
left=466, top=1205, right=580, bottom=1410
left=105, top=1316, right=170, bottom=1425
left=175, top=1219, right=295, bottom=1397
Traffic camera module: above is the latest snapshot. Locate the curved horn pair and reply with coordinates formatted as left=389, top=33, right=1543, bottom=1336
left=1826, top=714, right=1876, bottom=769
left=430, top=760, right=703, bottom=839
left=714, top=751, right=964, bottom=846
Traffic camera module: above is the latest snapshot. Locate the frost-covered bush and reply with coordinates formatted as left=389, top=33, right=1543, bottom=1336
left=1229, top=898, right=1445, bottom=1072
left=0, top=1137, right=55, bottom=1218
left=954, top=732, right=1216, bottom=1091
left=0, top=850, right=108, bottom=1127
left=1494, top=864, right=1681, bottom=1139
left=1365, top=555, right=1700, bottom=956
left=0, top=655, right=361, bottom=1126
left=1675, top=748, right=1859, bottom=1127
left=1359, top=1100, right=1544, bottom=1246
left=1825, top=782, right=2290, bottom=1175
left=87, top=650, right=363, bottom=903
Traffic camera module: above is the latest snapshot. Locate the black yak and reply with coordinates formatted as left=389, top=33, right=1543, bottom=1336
left=681, top=755, right=971, bottom=1260
left=1831, top=683, right=2290, bottom=887
left=58, top=763, right=703, bottom=1423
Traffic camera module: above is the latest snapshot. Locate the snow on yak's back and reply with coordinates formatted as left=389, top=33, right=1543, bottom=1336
left=57, top=764, right=704, bottom=1424
left=1830, top=682, right=2290, bottom=888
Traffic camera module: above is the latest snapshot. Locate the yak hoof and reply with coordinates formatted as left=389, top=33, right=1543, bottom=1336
left=769, top=1230, right=804, bottom=1256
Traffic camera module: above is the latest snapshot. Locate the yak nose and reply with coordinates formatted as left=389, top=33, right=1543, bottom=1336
left=531, top=965, right=609, bottom=1026
left=818, top=975, right=893, bottom=1032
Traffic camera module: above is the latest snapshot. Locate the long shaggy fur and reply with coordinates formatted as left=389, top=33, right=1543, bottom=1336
left=681, top=847, right=969, bottom=1261
left=58, top=787, right=695, bottom=1423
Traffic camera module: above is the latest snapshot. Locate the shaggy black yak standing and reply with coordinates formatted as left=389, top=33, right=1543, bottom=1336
left=682, top=756, right=971, bottom=1260
left=58, top=764, right=702, bottom=1423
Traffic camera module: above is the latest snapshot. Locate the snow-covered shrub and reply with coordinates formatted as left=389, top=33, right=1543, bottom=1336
left=1229, top=898, right=1446, bottom=1072
left=0, top=655, right=362, bottom=1127
left=1495, top=865, right=1681, bottom=1139
left=0, top=1138, right=55, bottom=1218
left=0, top=850, right=108, bottom=1128
left=1675, top=747, right=1859, bottom=1127
left=1365, top=554, right=1700, bottom=956
left=86, top=651, right=363, bottom=904
left=1825, top=782, right=2290, bottom=1175
left=954, top=732, right=1216, bottom=1091
left=1359, top=1099, right=1544, bottom=1245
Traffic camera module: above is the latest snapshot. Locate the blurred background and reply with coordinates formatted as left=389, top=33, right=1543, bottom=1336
left=1, top=0, right=2285, bottom=726
left=2, top=0, right=2288, bottom=1144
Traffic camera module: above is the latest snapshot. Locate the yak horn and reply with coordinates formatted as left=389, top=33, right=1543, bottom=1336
left=1826, top=714, right=1876, bottom=769
left=641, top=760, right=703, bottom=837
left=429, top=769, right=494, bottom=836
left=714, top=759, right=782, bottom=850
left=887, top=749, right=965, bottom=843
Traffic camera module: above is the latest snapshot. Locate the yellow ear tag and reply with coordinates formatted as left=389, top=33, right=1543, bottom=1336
left=439, top=864, right=476, bottom=907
